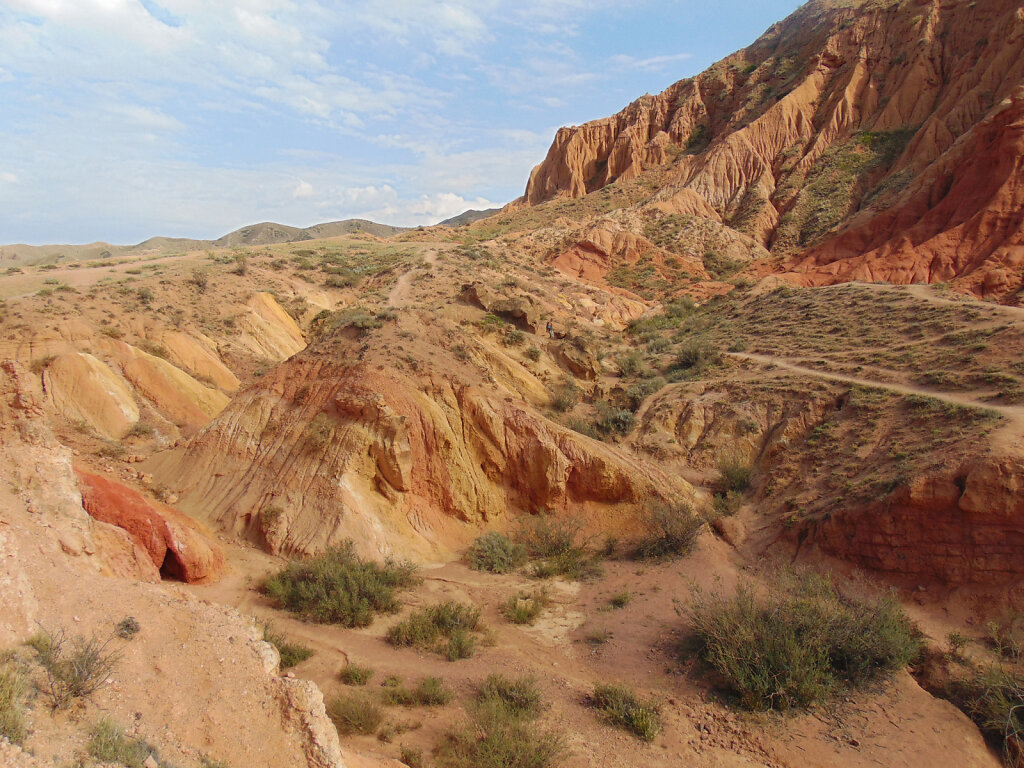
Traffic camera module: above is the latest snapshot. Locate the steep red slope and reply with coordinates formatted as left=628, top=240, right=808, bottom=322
left=523, top=0, right=1024, bottom=298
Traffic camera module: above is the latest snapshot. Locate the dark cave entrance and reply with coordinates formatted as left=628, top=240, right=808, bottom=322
left=159, top=548, right=186, bottom=581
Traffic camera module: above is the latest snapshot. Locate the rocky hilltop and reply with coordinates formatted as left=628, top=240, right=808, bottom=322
left=523, top=0, right=1024, bottom=299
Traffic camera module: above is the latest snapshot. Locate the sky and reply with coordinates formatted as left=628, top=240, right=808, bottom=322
left=0, top=0, right=805, bottom=245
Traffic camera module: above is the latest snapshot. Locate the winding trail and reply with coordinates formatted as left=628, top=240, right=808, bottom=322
left=729, top=351, right=1024, bottom=450
left=387, top=248, right=437, bottom=307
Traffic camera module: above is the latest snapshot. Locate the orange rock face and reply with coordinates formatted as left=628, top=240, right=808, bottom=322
left=813, top=455, right=1024, bottom=585
left=523, top=0, right=1024, bottom=299
left=76, top=470, right=225, bottom=583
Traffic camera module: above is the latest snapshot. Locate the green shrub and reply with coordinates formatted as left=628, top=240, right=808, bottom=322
left=115, top=617, right=141, bottom=639
left=263, top=541, right=419, bottom=627
left=262, top=622, right=314, bottom=668
left=716, top=451, right=752, bottom=493
left=28, top=627, right=121, bottom=709
left=500, top=589, right=550, bottom=625
left=0, top=658, right=27, bottom=745
left=671, top=338, right=719, bottom=376
left=437, top=697, right=564, bottom=768
left=340, top=663, right=374, bottom=686
left=88, top=718, right=156, bottom=768
left=328, top=692, right=384, bottom=735
left=399, top=745, right=424, bottom=768
left=467, top=531, right=526, bottom=574
left=634, top=502, right=703, bottom=560
left=550, top=379, right=579, bottom=412
left=515, top=515, right=601, bottom=580
left=711, top=491, right=742, bottom=518
left=594, top=400, right=634, bottom=437
left=386, top=602, right=483, bottom=660
left=954, top=657, right=1023, bottom=764
left=445, top=630, right=477, bottom=661
left=687, top=573, right=920, bottom=710
left=588, top=684, right=661, bottom=742
left=617, top=351, right=643, bottom=377
left=476, top=674, right=545, bottom=719
left=525, top=346, right=541, bottom=362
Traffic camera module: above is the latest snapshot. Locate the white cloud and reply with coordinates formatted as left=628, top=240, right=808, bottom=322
left=610, top=52, right=693, bottom=72
left=292, top=179, right=315, bottom=199
left=0, top=172, right=18, bottom=184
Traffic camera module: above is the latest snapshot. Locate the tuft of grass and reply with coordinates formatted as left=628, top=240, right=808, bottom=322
left=588, top=683, right=661, bottom=742
left=328, top=691, right=385, bottom=735
left=340, top=663, right=374, bottom=686
left=386, top=602, right=484, bottom=661
left=262, top=622, right=314, bottom=669
left=633, top=501, right=703, bottom=560
left=87, top=718, right=156, bottom=768
left=610, top=591, right=632, bottom=609
left=0, top=657, right=27, bottom=745
left=500, top=589, right=550, bottom=625
left=383, top=675, right=453, bottom=707
left=263, top=541, right=419, bottom=627
left=476, top=674, right=545, bottom=719
left=686, top=572, right=920, bottom=710
left=27, top=626, right=121, bottom=709
left=466, top=531, right=526, bottom=574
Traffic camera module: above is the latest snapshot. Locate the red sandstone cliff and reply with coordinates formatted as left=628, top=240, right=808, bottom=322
left=523, top=0, right=1024, bottom=298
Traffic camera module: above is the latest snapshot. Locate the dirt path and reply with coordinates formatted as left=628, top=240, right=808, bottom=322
left=730, top=351, right=1024, bottom=450
left=387, top=249, right=437, bottom=307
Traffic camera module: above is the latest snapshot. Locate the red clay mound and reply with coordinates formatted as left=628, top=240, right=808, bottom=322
left=76, top=470, right=225, bottom=583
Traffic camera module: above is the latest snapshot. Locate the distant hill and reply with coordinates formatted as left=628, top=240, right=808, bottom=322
left=0, top=218, right=408, bottom=267
left=438, top=209, right=500, bottom=227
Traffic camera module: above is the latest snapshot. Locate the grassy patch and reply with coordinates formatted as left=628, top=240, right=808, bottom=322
left=687, top=572, right=920, bottom=710
left=386, top=602, right=484, bottom=661
left=262, top=622, right=314, bottom=669
left=340, top=663, right=374, bottom=686
left=328, top=691, right=385, bottom=736
left=466, top=531, right=526, bottom=574
left=500, top=589, right=550, bottom=625
left=88, top=718, right=156, bottom=768
left=0, top=656, right=27, bottom=745
left=476, top=674, right=545, bottom=719
left=587, top=683, right=661, bottom=742
left=437, top=677, right=564, bottom=768
left=263, top=541, right=419, bottom=627
left=382, top=675, right=453, bottom=707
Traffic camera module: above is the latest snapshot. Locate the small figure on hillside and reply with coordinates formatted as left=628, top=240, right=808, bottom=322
left=546, top=318, right=554, bottom=339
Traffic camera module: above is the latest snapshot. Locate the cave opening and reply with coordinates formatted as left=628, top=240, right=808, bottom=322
left=159, top=548, right=186, bottom=581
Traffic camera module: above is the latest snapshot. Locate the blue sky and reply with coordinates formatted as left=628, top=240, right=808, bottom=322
left=0, top=0, right=805, bottom=245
